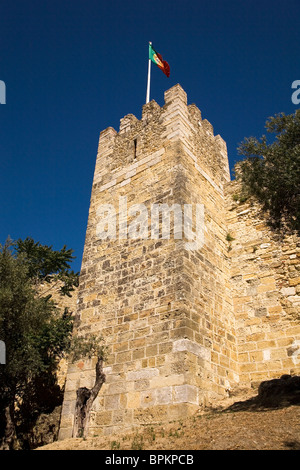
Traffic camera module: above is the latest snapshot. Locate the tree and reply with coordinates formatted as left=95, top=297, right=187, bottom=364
left=236, top=109, right=300, bottom=232
left=69, top=335, right=107, bottom=439
left=0, top=238, right=79, bottom=450
left=15, top=237, right=79, bottom=297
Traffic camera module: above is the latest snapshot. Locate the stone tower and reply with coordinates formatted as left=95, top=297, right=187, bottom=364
left=59, top=84, right=300, bottom=439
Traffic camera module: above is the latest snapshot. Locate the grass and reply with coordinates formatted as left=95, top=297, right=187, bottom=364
left=131, top=433, right=144, bottom=450
left=110, top=440, right=121, bottom=450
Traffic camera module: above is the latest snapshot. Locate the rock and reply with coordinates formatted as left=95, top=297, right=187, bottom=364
left=29, top=406, right=62, bottom=449
left=257, top=375, right=300, bottom=408
left=226, top=375, right=300, bottom=412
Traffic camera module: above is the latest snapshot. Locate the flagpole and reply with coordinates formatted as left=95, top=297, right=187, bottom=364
left=146, top=41, right=152, bottom=104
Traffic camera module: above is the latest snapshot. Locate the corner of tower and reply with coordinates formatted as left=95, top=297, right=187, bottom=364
left=164, top=83, right=188, bottom=105
left=97, top=126, right=117, bottom=155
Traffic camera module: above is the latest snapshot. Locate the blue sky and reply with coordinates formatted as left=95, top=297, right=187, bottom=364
left=0, top=0, right=299, bottom=272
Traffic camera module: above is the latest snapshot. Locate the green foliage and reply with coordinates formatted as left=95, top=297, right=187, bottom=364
left=110, top=440, right=121, bottom=450
left=168, top=428, right=184, bottom=438
left=0, top=243, right=64, bottom=393
left=236, top=110, right=300, bottom=232
left=0, top=238, right=79, bottom=448
left=14, top=237, right=79, bottom=296
left=69, top=333, right=108, bottom=362
left=226, top=233, right=235, bottom=242
left=131, top=433, right=144, bottom=450
left=232, top=193, right=248, bottom=203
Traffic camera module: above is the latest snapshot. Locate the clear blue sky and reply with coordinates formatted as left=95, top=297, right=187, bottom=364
left=0, top=0, right=299, bottom=271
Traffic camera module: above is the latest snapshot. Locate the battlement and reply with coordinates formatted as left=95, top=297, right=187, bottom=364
left=95, top=84, right=229, bottom=191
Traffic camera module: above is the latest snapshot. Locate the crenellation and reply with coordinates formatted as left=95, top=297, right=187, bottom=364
left=188, top=103, right=202, bottom=124
left=164, top=83, right=188, bottom=105
left=119, top=113, right=139, bottom=134
left=98, top=126, right=117, bottom=150
left=142, top=99, right=161, bottom=121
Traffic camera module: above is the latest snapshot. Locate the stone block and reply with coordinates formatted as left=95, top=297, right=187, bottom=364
left=126, top=368, right=159, bottom=381
left=281, top=287, right=296, bottom=296
left=95, top=411, right=113, bottom=426
left=174, top=385, right=198, bottom=405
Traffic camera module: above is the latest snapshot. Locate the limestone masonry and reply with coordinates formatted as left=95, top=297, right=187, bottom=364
left=59, top=84, right=300, bottom=439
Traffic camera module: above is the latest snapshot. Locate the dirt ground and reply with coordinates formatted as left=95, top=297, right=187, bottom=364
left=37, top=404, right=300, bottom=451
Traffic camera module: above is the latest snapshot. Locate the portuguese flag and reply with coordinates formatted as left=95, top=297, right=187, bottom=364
left=149, top=43, right=170, bottom=77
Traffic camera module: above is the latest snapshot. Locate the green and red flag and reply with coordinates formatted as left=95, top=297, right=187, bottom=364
left=149, top=43, right=170, bottom=77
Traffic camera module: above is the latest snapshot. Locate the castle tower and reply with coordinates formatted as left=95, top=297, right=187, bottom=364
left=59, top=84, right=239, bottom=439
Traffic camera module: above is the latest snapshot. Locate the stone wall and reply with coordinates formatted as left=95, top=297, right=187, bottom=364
left=226, top=183, right=300, bottom=388
left=59, top=84, right=300, bottom=440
